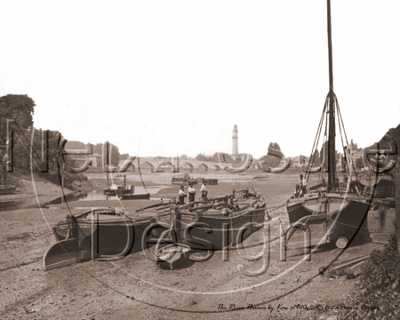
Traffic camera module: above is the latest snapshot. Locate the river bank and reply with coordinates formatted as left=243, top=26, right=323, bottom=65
left=0, top=173, right=94, bottom=211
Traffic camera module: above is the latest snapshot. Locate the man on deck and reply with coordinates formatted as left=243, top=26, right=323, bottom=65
left=178, top=185, right=186, bottom=204
left=299, top=174, right=307, bottom=196
left=293, top=184, right=301, bottom=198
left=188, top=184, right=196, bottom=202
left=200, top=180, right=208, bottom=201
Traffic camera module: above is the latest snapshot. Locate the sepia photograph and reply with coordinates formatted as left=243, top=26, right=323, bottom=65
left=1, top=0, right=400, bottom=319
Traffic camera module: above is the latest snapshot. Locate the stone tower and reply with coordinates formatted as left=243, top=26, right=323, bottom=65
left=232, top=124, right=239, bottom=159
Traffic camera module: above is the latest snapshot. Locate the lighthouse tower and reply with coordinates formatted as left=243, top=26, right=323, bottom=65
left=232, top=124, right=239, bottom=160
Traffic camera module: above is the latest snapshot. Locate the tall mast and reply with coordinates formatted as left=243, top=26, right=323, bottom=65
left=327, top=0, right=336, bottom=191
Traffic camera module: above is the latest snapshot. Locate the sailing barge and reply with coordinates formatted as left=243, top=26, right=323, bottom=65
left=286, top=0, right=371, bottom=249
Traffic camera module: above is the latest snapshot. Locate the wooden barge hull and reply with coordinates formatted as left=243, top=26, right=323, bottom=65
left=182, top=207, right=266, bottom=250
left=44, top=208, right=157, bottom=270
left=121, top=193, right=150, bottom=200
left=286, top=194, right=370, bottom=246
left=0, top=185, right=16, bottom=195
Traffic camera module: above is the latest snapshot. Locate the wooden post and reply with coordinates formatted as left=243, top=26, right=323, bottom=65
left=174, top=206, right=182, bottom=244
left=61, top=162, right=65, bottom=203
left=0, top=143, right=7, bottom=185
left=396, top=169, right=400, bottom=249
left=393, top=133, right=400, bottom=249
left=368, top=172, right=372, bottom=190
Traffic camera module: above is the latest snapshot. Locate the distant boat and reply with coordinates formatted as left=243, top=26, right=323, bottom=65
left=171, top=173, right=197, bottom=186
left=171, top=173, right=218, bottom=186
left=103, top=183, right=133, bottom=196
left=103, top=183, right=150, bottom=200
left=103, top=172, right=138, bottom=196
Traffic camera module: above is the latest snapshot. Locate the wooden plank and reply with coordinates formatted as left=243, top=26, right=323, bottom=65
left=331, top=254, right=370, bottom=270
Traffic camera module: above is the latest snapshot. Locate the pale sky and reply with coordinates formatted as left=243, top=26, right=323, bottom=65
left=0, top=0, right=399, bottom=158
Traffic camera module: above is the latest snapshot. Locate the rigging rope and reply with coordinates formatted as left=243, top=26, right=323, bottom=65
left=335, top=96, right=359, bottom=180
left=302, top=90, right=367, bottom=198
left=304, top=95, right=329, bottom=183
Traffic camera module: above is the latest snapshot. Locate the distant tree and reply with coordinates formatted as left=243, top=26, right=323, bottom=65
left=259, top=142, right=283, bottom=169
left=64, top=158, right=81, bottom=169
left=91, top=143, right=102, bottom=156
left=270, top=142, right=281, bottom=151
left=320, top=141, right=328, bottom=170
left=212, top=152, right=233, bottom=163
left=0, top=95, right=36, bottom=173
left=355, top=157, right=364, bottom=169
left=65, top=141, right=86, bottom=149
left=318, top=141, right=343, bottom=170
left=15, top=128, right=66, bottom=174
left=29, top=129, right=62, bottom=172
left=195, top=153, right=213, bottom=162
left=0, top=94, right=35, bottom=141
left=310, top=150, right=320, bottom=166
left=260, top=154, right=280, bottom=168
left=260, top=146, right=280, bottom=169
left=119, top=153, right=130, bottom=161
left=108, top=143, right=120, bottom=167
left=93, top=142, right=121, bottom=167
left=90, top=143, right=101, bottom=167
left=212, top=153, right=219, bottom=162
left=180, top=154, right=188, bottom=160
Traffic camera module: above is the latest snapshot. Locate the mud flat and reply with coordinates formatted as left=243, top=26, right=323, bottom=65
left=0, top=172, right=389, bottom=319
left=0, top=178, right=75, bottom=211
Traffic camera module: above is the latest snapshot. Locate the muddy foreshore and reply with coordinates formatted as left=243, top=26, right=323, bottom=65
left=0, top=171, right=391, bottom=319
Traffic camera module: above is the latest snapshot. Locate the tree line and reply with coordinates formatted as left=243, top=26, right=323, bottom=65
left=180, top=142, right=283, bottom=168
left=0, top=94, right=121, bottom=187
